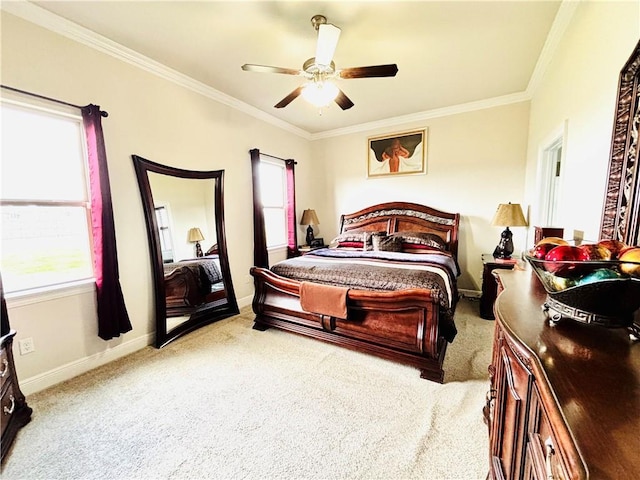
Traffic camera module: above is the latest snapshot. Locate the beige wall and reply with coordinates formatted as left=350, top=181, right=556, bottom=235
left=311, top=103, right=531, bottom=291
left=3, top=0, right=638, bottom=394
left=1, top=13, right=313, bottom=393
left=524, top=0, right=640, bottom=243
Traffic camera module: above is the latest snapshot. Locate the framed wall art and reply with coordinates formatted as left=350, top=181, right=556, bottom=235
left=367, top=129, right=426, bottom=178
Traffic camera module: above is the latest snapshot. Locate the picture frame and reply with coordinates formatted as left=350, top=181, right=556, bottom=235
left=367, top=129, right=426, bottom=178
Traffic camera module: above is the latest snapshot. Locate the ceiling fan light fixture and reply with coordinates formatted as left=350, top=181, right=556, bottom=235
left=301, top=81, right=339, bottom=107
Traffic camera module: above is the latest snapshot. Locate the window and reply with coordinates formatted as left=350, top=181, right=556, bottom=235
left=0, top=101, right=93, bottom=294
left=154, top=205, right=174, bottom=263
left=259, top=160, right=287, bottom=248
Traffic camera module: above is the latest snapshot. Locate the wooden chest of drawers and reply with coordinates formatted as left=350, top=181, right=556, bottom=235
left=485, top=268, right=640, bottom=479
left=1, top=332, right=32, bottom=463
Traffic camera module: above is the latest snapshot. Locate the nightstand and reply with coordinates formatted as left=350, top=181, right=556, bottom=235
left=298, top=245, right=327, bottom=254
left=479, top=254, right=517, bottom=319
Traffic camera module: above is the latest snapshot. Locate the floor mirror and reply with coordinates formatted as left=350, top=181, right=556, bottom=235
left=600, top=40, right=640, bottom=245
left=133, top=155, right=238, bottom=348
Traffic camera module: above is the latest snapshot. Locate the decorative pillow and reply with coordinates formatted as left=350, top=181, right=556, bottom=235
left=332, top=241, right=364, bottom=249
left=332, top=232, right=366, bottom=244
left=331, top=231, right=385, bottom=250
left=388, top=231, right=447, bottom=251
left=331, top=231, right=365, bottom=249
left=372, top=234, right=403, bottom=252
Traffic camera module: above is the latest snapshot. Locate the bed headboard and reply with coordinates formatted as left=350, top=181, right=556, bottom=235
left=338, top=201, right=460, bottom=257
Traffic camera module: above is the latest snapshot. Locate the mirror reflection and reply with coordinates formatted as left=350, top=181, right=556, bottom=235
left=133, top=155, right=238, bottom=348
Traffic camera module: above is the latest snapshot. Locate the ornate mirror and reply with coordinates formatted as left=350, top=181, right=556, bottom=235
left=133, top=155, right=238, bottom=347
left=600, top=40, right=640, bottom=245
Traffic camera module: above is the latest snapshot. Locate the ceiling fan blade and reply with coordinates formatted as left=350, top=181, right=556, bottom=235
left=334, top=89, right=354, bottom=110
left=339, top=64, right=399, bottom=79
left=241, top=64, right=302, bottom=76
left=315, top=23, right=341, bottom=66
left=274, top=87, right=303, bottom=109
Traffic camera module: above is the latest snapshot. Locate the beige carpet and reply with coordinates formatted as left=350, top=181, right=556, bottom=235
left=1, top=297, right=494, bottom=480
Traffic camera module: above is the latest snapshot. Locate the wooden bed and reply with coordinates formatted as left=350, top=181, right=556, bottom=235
left=250, top=201, right=460, bottom=383
left=164, top=256, right=225, bottom=317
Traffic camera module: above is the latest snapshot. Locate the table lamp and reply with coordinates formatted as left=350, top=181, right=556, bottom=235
left=188, top=227, right=205, bottom=257
left=491, top=203, right=528, bottom=259
left=300, top=209, right=320, bottom=246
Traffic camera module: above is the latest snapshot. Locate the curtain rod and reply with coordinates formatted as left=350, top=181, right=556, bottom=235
left=254, top=149, right=297, bottom=164
left=1, top=84, right=108, bottom=117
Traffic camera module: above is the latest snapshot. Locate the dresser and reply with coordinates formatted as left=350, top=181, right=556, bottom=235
left=1, top=276, right=32, bottom=463
left=485, top=268, right=640, bottom=479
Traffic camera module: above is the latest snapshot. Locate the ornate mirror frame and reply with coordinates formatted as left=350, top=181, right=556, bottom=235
left=133, top=155, right=239, bottom=348
left=600, top=40, right=640, bottom=245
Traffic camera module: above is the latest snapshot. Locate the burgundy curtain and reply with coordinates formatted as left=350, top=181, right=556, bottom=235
left=250, top=148, right=269, bottom=268
left=82, top=105, right=132, bottom=340
left=285, top=160, right=299, bottom=258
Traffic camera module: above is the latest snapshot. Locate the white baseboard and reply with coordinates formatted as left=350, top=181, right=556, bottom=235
left=20, top=332, right=154, bottom=396
left=459, top=289, right=481, bottom=299
left=237, top=294, right=253, bottom=310
left=22, top=297, right=255, bottom=396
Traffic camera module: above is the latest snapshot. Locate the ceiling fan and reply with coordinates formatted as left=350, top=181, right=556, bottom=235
left=241, top=14, right=398, bottom=110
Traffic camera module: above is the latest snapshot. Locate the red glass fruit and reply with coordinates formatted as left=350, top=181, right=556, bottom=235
left=531, top=243, right=556, bottom=259
left=544, top=245, right=589, bottom=277
left=577, top=243, right=612, bottom=260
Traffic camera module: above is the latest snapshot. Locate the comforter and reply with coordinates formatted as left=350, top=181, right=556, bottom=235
left=270, top=248, right=460, bottom=341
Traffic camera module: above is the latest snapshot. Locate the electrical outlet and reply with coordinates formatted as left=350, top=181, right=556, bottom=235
left=18, top=337, right=35, bottom=355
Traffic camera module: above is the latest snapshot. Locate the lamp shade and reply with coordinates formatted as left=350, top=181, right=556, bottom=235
left=187, top=227, right=204, bottom=243
left=491, top=203, right=528, bottom=227
left=300, top=209, right=320, bottom=226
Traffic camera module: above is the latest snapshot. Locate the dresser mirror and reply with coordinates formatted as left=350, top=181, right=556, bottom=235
left=133, top=155, right=238, bottom=348
left=600, top=40, right=640, bottom=245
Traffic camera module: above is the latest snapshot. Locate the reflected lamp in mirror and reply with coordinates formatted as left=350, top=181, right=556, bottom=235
left=188, top=227, right=205, bottom=258
left=300, top=209, right=320, bottom=246
left=491, top=203, right=528, bottom=259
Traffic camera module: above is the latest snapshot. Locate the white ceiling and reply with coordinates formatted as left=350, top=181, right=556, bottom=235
left=16, top=1, right=562, bottom=136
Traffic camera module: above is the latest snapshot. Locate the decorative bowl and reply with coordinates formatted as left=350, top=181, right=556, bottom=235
left=525, top=254, right=640, bottom=331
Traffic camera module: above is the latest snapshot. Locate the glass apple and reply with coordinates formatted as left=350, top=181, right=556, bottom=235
left=597, top=239, right=628, bottom=259
left=535, top=237, right=568, bottom=247
left=544, top=245, right=589, bottom=277
left=578, top=268, right=621, bottom=285
left=531, top=243, right=556, bottom=259
left=619, top=247, right=640, bottom=277
left=577, top=243, right=612, bottom=260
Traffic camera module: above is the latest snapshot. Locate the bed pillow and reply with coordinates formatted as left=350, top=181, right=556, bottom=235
left=330, top=231, right=366, bottom=249
left=372, top=233, right=403, bottom=252
left=389, top=231, right=447, bottom=252
left=331, top=231, right=384, bottom=250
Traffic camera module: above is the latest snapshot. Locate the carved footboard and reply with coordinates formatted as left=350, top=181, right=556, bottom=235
left=165, top=266, right=201, bottom=316
left=250, top=266, right=448, bottom=382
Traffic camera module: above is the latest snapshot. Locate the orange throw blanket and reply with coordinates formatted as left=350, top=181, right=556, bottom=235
left=300, top=281, right=349, bottom=319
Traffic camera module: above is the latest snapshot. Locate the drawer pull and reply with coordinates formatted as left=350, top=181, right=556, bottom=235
left=3, top=395, right=15, bottom=415
left=0, top=358, right=8, bottom=378
left=544, top=436, right=556, bottom=480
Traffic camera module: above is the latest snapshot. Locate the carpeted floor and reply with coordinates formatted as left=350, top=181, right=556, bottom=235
left=1, top=297, right=494, bottom=480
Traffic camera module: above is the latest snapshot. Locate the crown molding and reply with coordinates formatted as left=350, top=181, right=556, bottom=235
left=310, top=91, right=531, bottom=140
left=3, top=0, right=574, bottom=141
left=526, top=0, right=580, bottom=97
left=1, top=1, right=311, bottom=140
